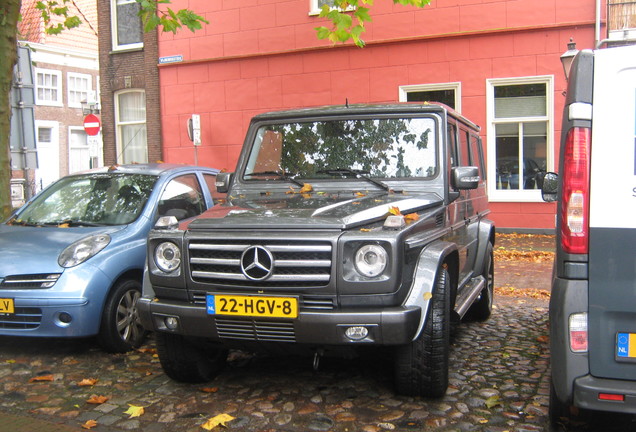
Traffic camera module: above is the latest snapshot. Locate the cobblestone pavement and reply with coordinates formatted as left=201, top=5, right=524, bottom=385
left=1, top=235, right=635, bottom=432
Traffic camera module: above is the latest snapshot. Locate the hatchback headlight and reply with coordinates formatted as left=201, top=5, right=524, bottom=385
left=154, top=242, right=181, bottom=273
left=354, top=244, right=388, bottom=278
left=58, top=234, right=111, bottom=268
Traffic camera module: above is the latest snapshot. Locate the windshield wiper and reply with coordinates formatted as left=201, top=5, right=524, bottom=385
left=42, top=219, right=103, bottom=227
left=317, top=168, right=391, bottom=191
left=244, top=170, right=305, bottom=188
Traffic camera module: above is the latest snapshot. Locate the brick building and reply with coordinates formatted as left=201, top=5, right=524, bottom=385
left=96, top=0, right=162, bottom=166
left=14, top=0, right=100, bottom=203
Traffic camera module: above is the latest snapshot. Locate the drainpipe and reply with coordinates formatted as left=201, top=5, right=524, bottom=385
left=595, top=0, right=601, bottom=48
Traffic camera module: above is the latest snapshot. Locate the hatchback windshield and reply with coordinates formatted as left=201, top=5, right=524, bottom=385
left=12, top=174, right=157, bottom=226
left=243, top=117, right=438, bottom=182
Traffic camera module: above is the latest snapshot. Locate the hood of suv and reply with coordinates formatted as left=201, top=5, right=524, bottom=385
left=188, top=190, right=443, bottom=230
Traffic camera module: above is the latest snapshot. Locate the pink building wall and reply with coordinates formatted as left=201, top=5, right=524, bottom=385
left=156, top=0, right=601, bottom=230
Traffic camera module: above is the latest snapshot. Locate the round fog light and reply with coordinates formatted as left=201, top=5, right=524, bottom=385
left=164, top=316, right=179, bottom=330
left=59, top=312, right=72, bottom=324
left=345, top=326, right=369, bottom=341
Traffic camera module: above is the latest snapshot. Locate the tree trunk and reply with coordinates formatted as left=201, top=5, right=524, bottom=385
left=0, top=0, right=21, bottom=220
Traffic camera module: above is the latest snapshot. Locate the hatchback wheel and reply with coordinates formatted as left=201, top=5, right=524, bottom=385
left=98, top=278, right=147, bottom=353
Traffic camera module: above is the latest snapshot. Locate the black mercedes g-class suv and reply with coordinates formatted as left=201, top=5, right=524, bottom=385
left=138, top=103, right=495, bottom=397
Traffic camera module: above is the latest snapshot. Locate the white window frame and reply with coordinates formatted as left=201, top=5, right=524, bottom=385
left=68, top=126, right=90, bottom=174
left=398, top=82, right=462, bottom=112
left=111, top=0, right=143, bottom=51
left=34, top=68, right=63, bottom=107
left=309, top=0, right=355, bottom=16
left=486, top=75, right=554, bottom=202
left=67, top=72, right=92, bottom=109
left=115, top=89, right=148, bottom=164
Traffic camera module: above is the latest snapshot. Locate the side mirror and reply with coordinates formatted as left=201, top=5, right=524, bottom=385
left=215, top=172, right=233, bottom=194
left=452, top=166, right=480, bottom=190
left=540, top=172, right=558, bottom=202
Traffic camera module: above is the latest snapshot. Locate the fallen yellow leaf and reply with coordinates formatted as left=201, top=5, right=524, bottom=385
left=29, top=375, right=54, bottom=383
left=388, top=206, right=401, bottom=215
left=355, top=191, right=366, bottom=197
left=78, top=378, right=98, bottom=386
left=300, top=183, right=313, bottom=193
left=201, top=413, right=235, bottom=430
left=86, top=395, right=110, bottom=404
left=485, top=395, right=502, bottom=409
left=359, top=228, right=372, bottom=232
left=81, top=420, right=98, bottom=430
left=124, top=405, right=145, bottom=418
left=423, top=292, right=433, bottom=300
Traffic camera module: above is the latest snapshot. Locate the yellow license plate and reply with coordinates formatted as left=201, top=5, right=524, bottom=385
left=207, top=295, right=298, bottom=318
left=0, top=298, right=15, bottom=314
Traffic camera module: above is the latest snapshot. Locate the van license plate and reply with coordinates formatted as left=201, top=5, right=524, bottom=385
left=0, top=298, right=15, bottom=314
left=616, top=333, right=636, bottom=360
left=207, top=295, right=298, bottom=318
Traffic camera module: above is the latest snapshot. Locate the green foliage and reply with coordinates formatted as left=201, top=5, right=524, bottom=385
left=137, top=0, right=208, bottom=34
left=315, top=0, right=431, bottom=47
left=36, top=0, right=82, bottom=35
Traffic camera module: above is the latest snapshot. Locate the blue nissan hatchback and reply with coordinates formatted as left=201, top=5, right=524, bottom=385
left=0, top=163, right=221, bottom=352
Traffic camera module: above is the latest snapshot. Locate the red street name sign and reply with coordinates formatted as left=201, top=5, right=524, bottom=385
left=83, top=114, right=101, bottom=136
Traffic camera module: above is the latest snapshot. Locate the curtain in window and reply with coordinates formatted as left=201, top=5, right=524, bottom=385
left=117, top=91, right=148, bottom=164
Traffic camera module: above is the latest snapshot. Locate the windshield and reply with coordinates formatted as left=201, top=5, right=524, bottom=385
left=243, top=117, right=438, bottom=184
left=12, top=173, right=157, bottom=226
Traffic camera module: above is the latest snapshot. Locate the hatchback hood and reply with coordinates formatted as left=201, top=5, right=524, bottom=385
left=188, top=191, right=443, bottom=230
left=0, top=224, right=124, bottom=276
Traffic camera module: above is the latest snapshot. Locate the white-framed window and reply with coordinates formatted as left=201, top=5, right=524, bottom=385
left=115, top=90, right=148, bottom=164
left=35, top=68, right=62, bottom=106
left=486, top=76, right=554, bottom=202
left=67, top=72, right=92, bottom=108
left=399, top=82, right=462, bottom=112
left=309, top=0, right=354, bottom=15
left=111, top=0, right=143, bottom=51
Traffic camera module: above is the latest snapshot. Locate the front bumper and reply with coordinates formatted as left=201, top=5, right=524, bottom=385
left=138, top=297, right=422, bottom=346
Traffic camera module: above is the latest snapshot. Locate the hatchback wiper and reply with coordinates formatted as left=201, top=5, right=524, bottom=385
left=317, top=168, right=390, bottom=191
left=42, top=219, right=103, bottom=227
left=244, top=170, right=305, bottom=188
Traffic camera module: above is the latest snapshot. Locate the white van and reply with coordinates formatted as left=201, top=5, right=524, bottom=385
left=542, top=43, right=636, bottom=423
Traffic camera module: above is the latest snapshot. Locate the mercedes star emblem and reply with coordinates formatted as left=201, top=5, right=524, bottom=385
left=240, top=246, right=274, bottom=281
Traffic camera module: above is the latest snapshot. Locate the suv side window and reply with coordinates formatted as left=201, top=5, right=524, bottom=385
left=157, top=174, right=205, bottom=221
left=459, top=128, right=471, bottom=167
left=447, top=123, right=458, bottom=167
left=469, top=133, right=486, bottom=179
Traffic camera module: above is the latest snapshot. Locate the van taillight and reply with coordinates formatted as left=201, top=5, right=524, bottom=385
left=560, top=127, right=591, bottom=254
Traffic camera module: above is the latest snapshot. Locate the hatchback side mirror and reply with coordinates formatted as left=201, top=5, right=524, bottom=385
left=215, top=172, right=233, bottom=194
left=540, top=172, right=558, bottom=202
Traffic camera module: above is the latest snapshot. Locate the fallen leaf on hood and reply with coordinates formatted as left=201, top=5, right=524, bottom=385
left=201, top=413, right=235, bottom=430
left=286, top=187, right=296, bottom=194
left=360, top=228, right=372, bottom=232
left=78, top=378, right=98, bottom=386
left=404, top=213, right=419, bottom=223
left=124, top=405, right=145, bottom=418
left=29, top=375, right=54, bottom=383
left=81, top=420, right=98, bottom=430
left=388, top=206, right=401, bottom=215
left=355, top=191, right=366, bottom=197
left=300, top=183, right=313, bottom=193
left=86, top=395, right=110, bottom=404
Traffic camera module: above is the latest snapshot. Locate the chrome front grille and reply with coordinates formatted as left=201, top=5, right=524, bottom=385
left=215, top=318, right=295, bottom=342
left=0, top=307, right=42, bottom=329
left=188, top=239, right=332, bottom=288
left=0, top=274, right=61, bottom=289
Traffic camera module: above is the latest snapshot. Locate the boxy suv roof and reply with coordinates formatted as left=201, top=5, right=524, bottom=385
left=541, top=43, right=636, bottom=424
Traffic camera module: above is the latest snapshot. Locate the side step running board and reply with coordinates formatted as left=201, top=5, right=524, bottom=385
left=453, top=275, right=486, bottom=319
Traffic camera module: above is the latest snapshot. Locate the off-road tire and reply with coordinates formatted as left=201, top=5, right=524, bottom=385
left=466, top=242, right=494, bottom=321
left=394, top=267, right=451, bottom=398
left=156, top=332, right=228, bottom=383
left=98, top=278, right=147, bottom=353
